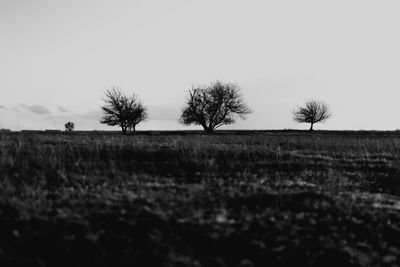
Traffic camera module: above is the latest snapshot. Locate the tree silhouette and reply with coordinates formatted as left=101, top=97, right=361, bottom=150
left=293, top=100, right=331, bottom=131
left=180, top=81, right=251, bottom=133
left=64, top=121, right=75, bottom=132
left=100, top=87, right=148, bottom=134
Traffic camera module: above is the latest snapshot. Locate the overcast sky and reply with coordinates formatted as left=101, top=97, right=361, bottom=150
left=1, top=0, right=400, bottom=131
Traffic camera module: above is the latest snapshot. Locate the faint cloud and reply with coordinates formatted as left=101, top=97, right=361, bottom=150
left=78, top=110, right=102, bottom=120
left=46, top=114, right=75, bottom=120
left=76, top=106, right=178, bottom=122
left=0, top=105, right=6, bottom=109
left=148, top=104, right=179, bottom=120
left=58, top=106, right=71, bottom=113
left=25, top=105, right=51, bottom=115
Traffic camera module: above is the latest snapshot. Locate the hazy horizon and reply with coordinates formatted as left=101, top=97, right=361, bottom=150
left=1, top=0, right=400, bottom=131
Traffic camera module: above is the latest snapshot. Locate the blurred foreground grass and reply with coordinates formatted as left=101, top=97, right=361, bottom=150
left=1, top=131, right=400, bottom=266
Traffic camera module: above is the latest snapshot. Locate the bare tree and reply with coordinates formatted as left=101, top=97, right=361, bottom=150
left=64, top=121, right=75, bottom=132
left=293, top=100, right=331, bottom=131
left=100, top=87, right=148, bottom=134
left=180, top=81, right=251, bottom=133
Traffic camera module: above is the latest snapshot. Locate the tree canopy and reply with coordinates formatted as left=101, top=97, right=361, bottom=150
left=64, top=121, right=75, bottom=132
left=293, top=100, right=331, bottom=131
left=100, top=87, right=148, bottom=133
left=180, top=81, right=251, bottom=133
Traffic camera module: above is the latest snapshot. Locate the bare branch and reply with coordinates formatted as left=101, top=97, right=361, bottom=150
left=293, top=100, right=331, bottom=131
left=180, top=81, right=252, bottom=133
left=100, top=87, right=148, bottom=133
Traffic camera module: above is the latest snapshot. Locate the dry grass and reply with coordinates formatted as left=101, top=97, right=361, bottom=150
left=1, top=131, right=400, bottom=266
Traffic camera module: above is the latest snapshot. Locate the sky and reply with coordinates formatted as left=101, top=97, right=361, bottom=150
left=1, top=0, right=400, bottom=131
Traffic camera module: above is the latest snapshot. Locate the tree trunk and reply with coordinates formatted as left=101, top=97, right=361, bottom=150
left=121, top=126, right=127, bottom=134
left=203, top=126, right=213, bottom=134
left=133, top=125, right=136, bottom=133
left=309, top=123, right=314, bottom=131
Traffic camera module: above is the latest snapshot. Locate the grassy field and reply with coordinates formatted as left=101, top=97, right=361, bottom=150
left=1, top=131, right=400, bottom=266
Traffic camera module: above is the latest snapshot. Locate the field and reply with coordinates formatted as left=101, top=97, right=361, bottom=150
left=1, top=131, right=400, bottom=266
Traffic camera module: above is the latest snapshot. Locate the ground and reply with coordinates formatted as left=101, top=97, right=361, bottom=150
left=0, top=131, right=400, bottom=266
